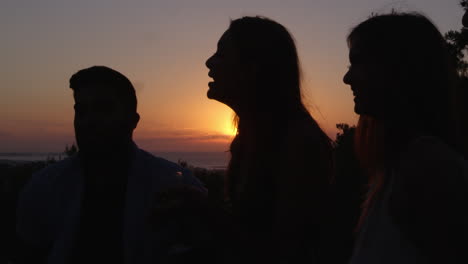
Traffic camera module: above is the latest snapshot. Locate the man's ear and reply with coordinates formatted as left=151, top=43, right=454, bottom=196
left=131, top=112, right=140, bottom=129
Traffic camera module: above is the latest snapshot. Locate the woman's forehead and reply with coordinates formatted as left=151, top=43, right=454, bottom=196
left=218, top=30, right=232, bottom=48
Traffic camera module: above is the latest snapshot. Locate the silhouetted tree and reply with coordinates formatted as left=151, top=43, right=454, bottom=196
left=330, top=123, right=367, bottom=262
left=333, top=123, right=365, bottom=207
left=443, top=1, right=468, bottom=77
left=335, top=123, right=354, bottom=148
left=65, top=143, right=78, bottom=157
left=445, top=28, right=468, bottom=77
left=444, top=0, right=468, bottom=157
left=443, top=1, right=468, bottom=76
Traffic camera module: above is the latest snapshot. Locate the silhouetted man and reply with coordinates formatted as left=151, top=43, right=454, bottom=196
left=16, top=66, right=205, bottom=264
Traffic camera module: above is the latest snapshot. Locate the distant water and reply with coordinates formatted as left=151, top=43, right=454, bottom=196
left=0, top=151, right=229, bottom=170
left=152, top=152, right=229, bottom=170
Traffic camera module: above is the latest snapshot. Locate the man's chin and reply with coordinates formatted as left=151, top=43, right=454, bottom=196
left=79, top=147, right=107, bottom=158
left=78, top=143, right=120, bottom=156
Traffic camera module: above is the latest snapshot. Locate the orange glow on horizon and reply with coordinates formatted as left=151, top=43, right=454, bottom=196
left=9, top=0, right=458, bottom=152
left=220, top=116, right=238, bottom=137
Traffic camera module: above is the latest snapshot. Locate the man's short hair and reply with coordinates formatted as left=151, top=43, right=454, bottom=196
left=69, top=66, right=137, bottom=113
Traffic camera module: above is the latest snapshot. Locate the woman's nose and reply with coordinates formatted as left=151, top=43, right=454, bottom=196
left=343, top=69, right=351, bottom=85
left=205, top=55, right=214, bottom=69
left=463, top=10, right=468, bottom=27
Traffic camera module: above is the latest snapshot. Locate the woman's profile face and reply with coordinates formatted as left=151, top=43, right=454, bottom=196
left=463, top=10, right=468, bottom=27
left=343, top=38, right=387, bottom=117
left=205, top=30, right=244, bottom=108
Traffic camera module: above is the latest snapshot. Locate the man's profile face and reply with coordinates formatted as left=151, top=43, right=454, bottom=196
left=73, top=84, right=136, bottom=155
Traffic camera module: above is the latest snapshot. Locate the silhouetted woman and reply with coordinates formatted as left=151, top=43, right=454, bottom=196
left=205, top=16, right=334, bottom=263
left=343, top=12, right=468, bottom=263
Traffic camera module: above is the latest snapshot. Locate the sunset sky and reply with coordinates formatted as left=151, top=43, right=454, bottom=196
left=1, top=0, right=464, bottom=152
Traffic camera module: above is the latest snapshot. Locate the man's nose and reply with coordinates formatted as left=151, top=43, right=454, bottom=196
left=75, top=115, right=100, bottom=130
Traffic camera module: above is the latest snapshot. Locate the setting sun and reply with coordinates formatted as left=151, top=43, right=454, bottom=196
left=221, top=116, right=237, bottom=137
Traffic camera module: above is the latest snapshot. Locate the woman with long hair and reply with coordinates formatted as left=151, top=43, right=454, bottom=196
left=343, top=12, right=468, bottom=263
left=206, top=16, right=334, bottom=263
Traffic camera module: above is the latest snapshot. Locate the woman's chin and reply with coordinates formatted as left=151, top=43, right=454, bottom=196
left=207, top=89, right=232, bottom=107
left=206, top=88, right=217, bottom=99
left=207, top=84, right=223, bottom=98
left=354, top=102, right=364, bottom=115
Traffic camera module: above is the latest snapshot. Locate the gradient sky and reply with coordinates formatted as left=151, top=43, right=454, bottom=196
left=1, top=0, right=464, bottom=152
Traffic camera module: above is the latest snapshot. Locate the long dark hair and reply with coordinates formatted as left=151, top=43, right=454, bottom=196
left=349, top=12, right=460, bottom=226
left=225, top=16, right=332, bottom=214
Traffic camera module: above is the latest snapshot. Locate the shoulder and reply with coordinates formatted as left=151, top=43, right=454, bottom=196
left=19, top=156, right=79, bottom=200
left=391, top=136, right=467, bottom=221
left=136, top=148, right=184, bottom=171
left=391, top=138, right=468, bottom=261
left=278, top=115, right=333, bottom=184
left=282, top=116, right=332, bottom=161
left=403, top=136, right=462, bottom=163
left=397, top=136, right=466, bottom=183
left=16, top=156, right=80, bottom=245
left=285, top=116, right=331, bottom=147
left=134, top=148, right=206, bottom=190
